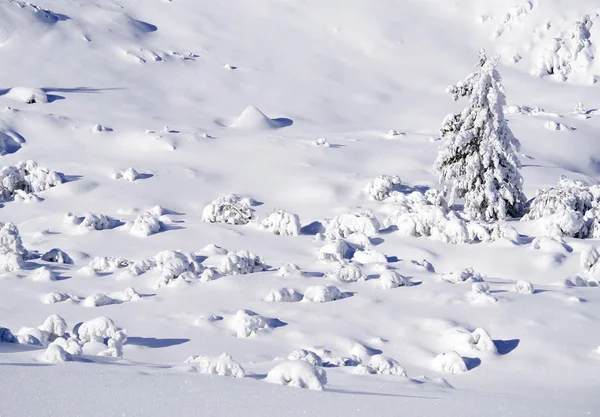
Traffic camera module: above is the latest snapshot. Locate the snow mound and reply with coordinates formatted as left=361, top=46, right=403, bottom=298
left=113, top=167, right=142, bottom=182
left=287, top=349, right=323, bottom=366
left=326, top=263, right=364, bottom=282
left=352, top=249, right=387, bottom=264
left=432, top=351, right=467, bottom=375
left=42, top=344, right=72, bottom=363
left=264, top=287, right=303, bottom=303
left=5, top=87, right=48, bottom=104
left=0, top=327, right=17, bottom=343
left=441, top=268, right=485, bottom=284
left=515, top=280, right=534, bottom=294
left=277, top=263, right=301, bottom=276
left=77, top=317, right=120, bottom=343
left=0, top=160, right=63, bottom=201
left=231, top=106, right=287, bottom=129
left=219, top=250, right=266, bottom=275
left=379, top=269, right=411, bottom=289
left=445, top=327, right=497, bottom=354
left=185, top=353, right=245, bottom=378
left=82, top=293, right=118, bottom=308
left=32, top=266, right=57, bottom=282
left=260, top=210, right=301, bottom=236
left=325, top=212, right=380, bottom=240
left=64, top=212, right=121, bottom=233
left=38, top=314, right=67, bottom=338
left=303, top=285, right=343, bottom=303
left=265, top=360, right=327, bottom=390
left=231, top=310, right=272, bottom=338
left=89, top=256, right=131, bottom=272
left=43, top=292, right=71, bottom=304
left=202, top=194, right=255, bottom=225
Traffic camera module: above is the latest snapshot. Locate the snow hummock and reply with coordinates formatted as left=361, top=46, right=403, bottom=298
left=303, top=285, right=343, bottom=303
left=265, top=360, right=327, bottom=390
left=287, top=349, right=323, bottom=366
left=202, top=194, right=255, bottom=225
left=264, top=287, right=303, bottom=303
left=230, top=310, right=272, bottom=338
left=260, top=210, right=301, bottom=236
left=185, top=353, right=245, bottom=378
left=5, top=87, right=48, bottom=104
left=432, top=351, right=468, bottom=375
left=231, top=106, right=287, bottom=130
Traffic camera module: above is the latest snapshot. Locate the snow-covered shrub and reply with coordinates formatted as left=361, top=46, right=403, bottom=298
left=515, top=280, right=534, bottom=294
left=352, top=249, right=387, bottom=264
left=533, top=16, right=594, bottom=81
left=345, top=232, right=372, bottom=250
left=441, top=268, right=485, bottom=284
left=185, top=353, right=245, bottom=378
left=219, top=250, right=265, bottom=275
left=303, top=285, right=343, bottom=303
left=287, top=349, right=323, bottom=366
left=318, top=240, right=354, bottom=262
left=231, top=310, right=271, bottom=338
left=41, top=248, right=73, bottom=264
left=64, top=212, right=121, bottom=233
left=50, top=336, right=83, bottom=356
left=0, top=160, right=63, bottom=201
left=365, top=175, right=402, bottom=201
left=277, top=263, right=301, bottom=276
left=265, top=361, right=327, bottom=390
left=260, top=210, right=301, bottom=236
left=444, top=327, right=497, bottom=354
left=366, top=355, right=407, bottom=376
left=434, top=51, right=525, bottom=221
left=98, top=330, right=128, bottom=358
left=264, top=288, right=303, bottom=303
left=43, top=292, right=70, bottom=304
left=77, top=317, right=120, bottom=343
left=89, top=256, right=131, bottom=272
left=0, top=222, right=25, bottom=272
left=379, top=269, right=410, bottom=289
left=202, top=194, right=255, bottom=225
left=325, top=212, right=381, bottom=240
left=82, top=293, right=117, bottom=307
left=151, top=250, right=204, bottom=287
left=130, top=211, right=162, bottom=237
left=432, top=351, right=467, bottom=375
left=326, top=263, right=364, bottom=282
left=38, top=315, right=67, bottom=338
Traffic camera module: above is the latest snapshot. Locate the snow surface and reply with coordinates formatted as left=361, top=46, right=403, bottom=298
left=1, top=0, right=600, bottom=416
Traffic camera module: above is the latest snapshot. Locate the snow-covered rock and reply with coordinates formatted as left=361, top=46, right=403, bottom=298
left=318, top=240, right=354, bottom=262
left=231, top=310, right=272, bottom=338
left=185, top=353, right=245, bottom=378
left=264, top=288, right=303, bottom=303
left=352, top=249, right=387, bottom=264
left=130, top=211, right=162, bottom=237
left=5, top=87, right=48, bottom=104
left=265, top=360, right=327, bottom=390
left=41, top=248, right=73, bottom=264
left=515, top=280, right=534, bottom=295
left=367, top=354, right=407, bottom=376
left=445, top=327, right=497, bottom=354
left=287, top=349, right=323, bottom=366
left=379, top=269, right=410, bottom=289
left=325, top=212, right=381, bottom=240
left=277, top=263, right=301, bottom=276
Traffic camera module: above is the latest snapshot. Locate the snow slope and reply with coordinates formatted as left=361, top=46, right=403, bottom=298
left=1, top=0, right=600, bottom=415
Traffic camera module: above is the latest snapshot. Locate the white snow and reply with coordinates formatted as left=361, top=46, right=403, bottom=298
left=265, top=361, right=327, bottom=390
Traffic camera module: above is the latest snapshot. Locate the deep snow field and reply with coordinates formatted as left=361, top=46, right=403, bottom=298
left=1, top=0, right=600, bottom=416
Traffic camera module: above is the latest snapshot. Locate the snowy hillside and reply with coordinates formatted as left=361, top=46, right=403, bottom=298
left=1, top=0, right=600, bottom=415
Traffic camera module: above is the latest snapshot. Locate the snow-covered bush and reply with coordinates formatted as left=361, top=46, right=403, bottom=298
left=77, top=317, right=120, bottom=343
left=365, top=355, right=407, bottom=376
left=43, top=292, right=70, bottom=304
left=260, top=210, right=301, bottom=236
left=89, top=256, right=131, bottom=272
left=325, top=212, right=380, bottom=240
left=325, top=263, right=364, bottom=282
left=533, top=16, right=594, bottom=81
left=277, top=263, right=301, bottom=276
left=303, top=285, right=343, bottom=303
left=523, top=177, right=600, bottom=238
left=264, top=288, right=303, bottom=303
left=202, top=194, right=255, bottom=225
left=379, top=269, right=410, bottom=289
left=130, top=211, right=162, bottom=237
left=352, top=248, right=387, bottom=264
left=38, top=315, right=67, bottom=338
left=219, top=250, right=266, bottom=275
left=515, top=280, right=534, bottom=294
left=434, top=51, right=525, bottom=221
left=432, top=351, right=467, bottom=375
left=265, top=361, right=327, bottom=390
left=42, top=344, right=72, bottom=363
left=231, top=310, right=271, bottom=338
left=64, top=212, right=121, bottom=233
left=41, top=248, right=73, bottom=264
left=287, top=349, right=323, bottom=366
left=440, top=268, right=485, bottom=284
left=364, top=175, right=402, bottom=201
left=185, top=353, right=245, bottom=378
left=0, top=222, right=25, bottom=272
left=82, top=293, right=117, bottom=307
left=0, top=160, right=63, bottom=201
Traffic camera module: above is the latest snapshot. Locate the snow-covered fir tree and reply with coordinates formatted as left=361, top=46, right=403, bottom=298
left=434, top=51, right=525, bottom=221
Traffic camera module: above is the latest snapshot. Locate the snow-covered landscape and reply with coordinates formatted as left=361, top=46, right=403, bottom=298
left=1, top=0, right=600, bottom=415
